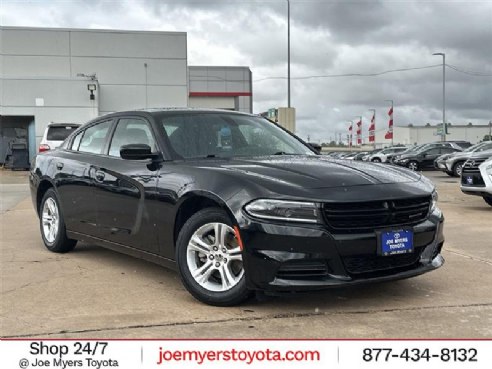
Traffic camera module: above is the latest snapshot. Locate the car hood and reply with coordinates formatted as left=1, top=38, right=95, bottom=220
left=192, top=156, right=421, bottom=189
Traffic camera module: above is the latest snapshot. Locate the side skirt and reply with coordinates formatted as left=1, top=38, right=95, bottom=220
left=66, top=231, right=177, bottom=271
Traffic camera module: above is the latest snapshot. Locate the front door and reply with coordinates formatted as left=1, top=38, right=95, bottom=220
left=91, top=117, right=160, bottom=253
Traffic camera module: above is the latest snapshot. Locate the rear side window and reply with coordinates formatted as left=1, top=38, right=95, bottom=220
left=78, top=121, right=112, bottom=154
left=108, top=118, right=156, bottom=157
left=47, top=126, right=77, bottom=141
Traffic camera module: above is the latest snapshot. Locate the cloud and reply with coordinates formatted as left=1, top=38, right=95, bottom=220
left=1, top=0, right=491, bottom=142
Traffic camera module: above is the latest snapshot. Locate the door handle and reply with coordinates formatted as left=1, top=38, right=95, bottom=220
left=56, top=162, right=64, bottom=170
left=94, top=170, right=105, bottom=182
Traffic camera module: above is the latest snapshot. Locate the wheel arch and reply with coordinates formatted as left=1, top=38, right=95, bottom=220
left=36, top=178, right=56, bottom=215
left=173, top=191, right=237, bottom=246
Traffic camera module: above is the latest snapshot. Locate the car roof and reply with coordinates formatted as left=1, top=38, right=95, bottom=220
left=47, top=122, right=80, bottom=127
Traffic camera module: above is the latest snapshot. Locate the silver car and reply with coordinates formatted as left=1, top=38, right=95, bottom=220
left=443, top=141, right=492, bottom=177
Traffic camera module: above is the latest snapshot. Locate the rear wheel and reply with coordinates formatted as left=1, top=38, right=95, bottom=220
left=175, top=208, right=251, bottom=306
left=40, top=189, right=77, bottom=253
left=453, top=161, right=464, bottom=177
left=407, top=161, right=419, bottom=171
left=483, top=196, right=492, bottom=207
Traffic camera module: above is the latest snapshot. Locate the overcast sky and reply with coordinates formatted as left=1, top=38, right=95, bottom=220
left=2, top=0, right=491, bottom=142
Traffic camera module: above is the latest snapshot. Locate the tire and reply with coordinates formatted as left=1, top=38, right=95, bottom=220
left=483, top=196, right=492, bottom=207
left=445, top=170, right=454, bottom=177
left=371, top=158, right=381, bottom=163
left=407, top=161, right=419, bottom=171
left=175, top=208, right=251, bottom=306
left=40, top=188, right=77, bottom=253
left=452, top=161, right=464, bottom=177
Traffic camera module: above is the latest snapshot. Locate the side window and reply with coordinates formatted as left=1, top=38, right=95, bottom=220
left=108, top=118, right=156, bottom=157
left=70, top=131, right=83, bottom=151
left=426, top=148, right=440, bottom=155
left=78, top=121, right=112, bottom=154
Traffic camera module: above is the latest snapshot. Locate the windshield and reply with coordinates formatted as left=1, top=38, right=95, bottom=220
left=159, top=113, right=315, bottom=159
left=465, top=142, right=487, bottom=152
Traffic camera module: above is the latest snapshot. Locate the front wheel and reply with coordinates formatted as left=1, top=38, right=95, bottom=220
left=407, top=161, right=419, bottom=171
left=371, top=158, right=381, bottom=163
left=175, top=208, right=251, bottom=306
left=453, top=161, right=464, bottom=177
left=483, top=196, right=492, bottom=207
left=40, top=188, right=77, bottom=253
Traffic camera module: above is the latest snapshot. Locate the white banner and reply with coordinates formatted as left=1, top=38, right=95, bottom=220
left=1, top=339, right=491, bottom=369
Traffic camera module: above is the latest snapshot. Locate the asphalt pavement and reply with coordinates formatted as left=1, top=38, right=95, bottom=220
left=1, top=169, right=491, bottom=338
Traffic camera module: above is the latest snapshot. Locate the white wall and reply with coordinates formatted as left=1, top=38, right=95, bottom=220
left=0, top=27, right=188, bottom=149
left=188, top=66, right=252, bottom=113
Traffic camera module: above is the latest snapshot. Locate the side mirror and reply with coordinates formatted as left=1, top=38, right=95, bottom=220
left=120, top=144, right=158, bottom=160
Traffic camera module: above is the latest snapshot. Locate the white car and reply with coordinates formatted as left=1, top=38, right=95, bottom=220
left=460, top=154, right=492, bottom=207
left=368, top=147, right=408, bottom=163
left=39, top=123, right=80, bottom=152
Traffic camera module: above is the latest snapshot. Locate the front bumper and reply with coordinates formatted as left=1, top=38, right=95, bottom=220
left=239, top=208, right=445, bottom=292
left=460, top=166, right=492, bottom=197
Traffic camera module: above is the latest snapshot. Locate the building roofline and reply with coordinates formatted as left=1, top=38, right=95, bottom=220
left=0, top=26, right=186, bottom=36
left=189, top=65, right=251, bottom=70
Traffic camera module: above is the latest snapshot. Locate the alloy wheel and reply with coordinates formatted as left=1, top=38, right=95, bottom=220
left=42, top=197, right=59, bottom=243
left=408, top=161, right=418, bottom=171
left=186, top=222, right=244, bottom=292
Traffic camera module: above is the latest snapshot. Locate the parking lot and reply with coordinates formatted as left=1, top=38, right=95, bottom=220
left=1, top=169, right=491, bottom=339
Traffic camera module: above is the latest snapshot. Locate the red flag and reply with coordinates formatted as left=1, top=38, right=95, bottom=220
left=385, top=106, right=394, bottom=140
left=348, top=123, right=353, bottom=147
left=356, top=119, right=362, bottom=145
left=369, top=113, right=375, bottom=143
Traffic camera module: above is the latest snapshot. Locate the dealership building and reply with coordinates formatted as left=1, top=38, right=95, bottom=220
left=0, top=26, right=252, bottom=163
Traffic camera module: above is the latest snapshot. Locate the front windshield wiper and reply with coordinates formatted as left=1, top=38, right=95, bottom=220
left=273, top=151, right=300, bottom=155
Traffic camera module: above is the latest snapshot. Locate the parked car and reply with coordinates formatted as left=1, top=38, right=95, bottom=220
left=442, top=141, right=492, bottom=177
left=30, top=109, right=444, bottom=306
left=39, top=123, right=80, bottom=152
left=368, top=147, right=408, bottom=163
left=353, top=152, right=369, bottom=161
left=387, top=141, right=467, bottom=163
left=460, top=152, right=492, bottom=206
left=361, top=148, right=382, bottom=161
left=393, top=146, right=460, bottom=171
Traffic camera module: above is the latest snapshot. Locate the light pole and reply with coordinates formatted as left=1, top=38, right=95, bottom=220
left=433, top=52, right=446, bottom=141
left=287, top=0, right=291, bottom=108
left=369, top=109, right=376, bottom=149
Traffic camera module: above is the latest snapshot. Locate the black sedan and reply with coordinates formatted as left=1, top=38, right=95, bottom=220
left=393, top=146, right=460, bottom=171
left=30, top=109, right=444, bottom=306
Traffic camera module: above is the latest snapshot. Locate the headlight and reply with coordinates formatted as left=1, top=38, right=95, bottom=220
left=430, top=190, right=439, bottom=213
left=244, top=199, right=320, bottom=223
left=486, top=164, right=492, bottom=176
left=400, top=159, right=409, bottom=163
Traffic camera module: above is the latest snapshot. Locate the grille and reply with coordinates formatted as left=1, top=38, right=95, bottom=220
left=461, top=158, right=486, bottom=186
left=343, top=248, right=423, bottom=275
left=462, top=158, right=486, bottom=174
left=323, top=196, right=431, bottom=232
left=276, top=260, right=329, bottom=280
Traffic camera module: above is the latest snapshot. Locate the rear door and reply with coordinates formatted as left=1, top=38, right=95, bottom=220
left=90, top=116, right=160, bottom=253
left=421, top=147, right=441, bottom=168
left=56, top=119, right=114, bottom=235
